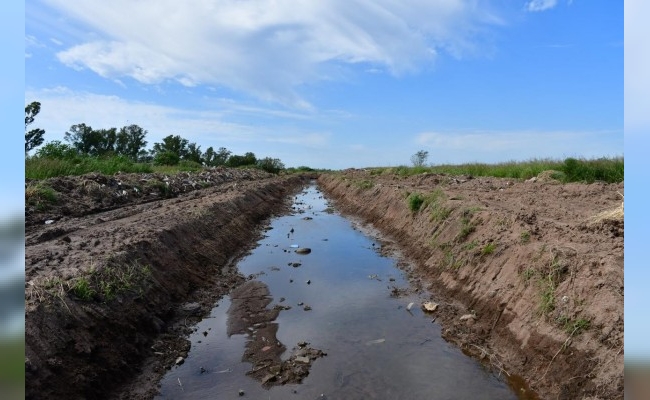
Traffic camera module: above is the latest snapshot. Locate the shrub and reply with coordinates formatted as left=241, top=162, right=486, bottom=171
left=408, top=193, right=425, bottom=212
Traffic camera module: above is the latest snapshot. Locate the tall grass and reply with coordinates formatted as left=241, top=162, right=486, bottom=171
left=26, top=156, right=153, bottom=180
left=372, top=157, right=623, bottom=184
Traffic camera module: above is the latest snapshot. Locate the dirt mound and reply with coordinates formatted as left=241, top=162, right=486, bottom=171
left=319, top=170, right=624, bottom=400
left=24, top=169, right=314, bottom=400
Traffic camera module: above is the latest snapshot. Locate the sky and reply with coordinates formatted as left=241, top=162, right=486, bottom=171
left=24, top=0, right=622, bottom=174
left=4, top=0, right=647, bottom=363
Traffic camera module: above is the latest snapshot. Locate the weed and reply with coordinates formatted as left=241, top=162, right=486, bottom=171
left=457, top=210, right=477, bottom=242
left=408, top=193, right=425, bottom=212
left=71, top=277, right=95, bottom=301
left=539, top=278, right=556, bottom=316
left=558, top=316, right=590, bottom=335
left=522, top=267, right=536, bottom=282
left=25, top=184, right=58, bottom=210
left=355, top=179, right=374, bottom=190
left=520, top=231, right=531, bottom=244
left=462, top=240, right=478, bottom=251
left=481, top=242, right=496, bottom=255
left=95, top=261, right=152, bottom=301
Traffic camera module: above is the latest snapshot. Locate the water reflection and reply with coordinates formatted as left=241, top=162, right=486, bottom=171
left=156, top=185, right=522, bottom=399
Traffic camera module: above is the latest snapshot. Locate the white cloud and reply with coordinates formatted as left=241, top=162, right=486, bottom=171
left=525, top=0, right=558, bottom=12
left=41, top=0, right=502, bottom=107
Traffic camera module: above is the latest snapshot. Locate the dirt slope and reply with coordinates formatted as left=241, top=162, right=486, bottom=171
left=24, top=168, right=313, bottom=400
left=318, top=169, right=624, bottom=400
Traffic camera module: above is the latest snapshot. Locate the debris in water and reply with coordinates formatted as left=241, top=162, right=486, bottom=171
left=422, top=302, right=438, bottom=312
left=366, top=338, right=386, bottom=345
left=295, top=248, right=312, bottom=254
left=406, top=302, right=414, bottom=311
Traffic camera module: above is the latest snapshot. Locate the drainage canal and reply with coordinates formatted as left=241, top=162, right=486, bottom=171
left=156, top=184, right=526, bottom=399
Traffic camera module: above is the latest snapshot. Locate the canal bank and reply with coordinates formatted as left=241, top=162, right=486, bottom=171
left=318, top=169, right=624, bottom=400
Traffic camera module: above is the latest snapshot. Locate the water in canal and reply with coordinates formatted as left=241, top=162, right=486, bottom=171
left=156, top=184, right=522, bottom=399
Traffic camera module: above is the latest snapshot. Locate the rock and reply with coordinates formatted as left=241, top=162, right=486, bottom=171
left=295, top=248, right=312, bottom=254
left=239, top=389, right=245, bottom=396
left=295, top=356, right=310, bottom=364
left=422, top=302, right=438, bottom=312
left=180, top=302, right=201, bottom=315
left=460, top=314, right=476, bottom=321
left=175, top=357, right=184, bottom=366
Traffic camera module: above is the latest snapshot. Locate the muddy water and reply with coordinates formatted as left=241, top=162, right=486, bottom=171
left=156, top=184, right=523, bottom=399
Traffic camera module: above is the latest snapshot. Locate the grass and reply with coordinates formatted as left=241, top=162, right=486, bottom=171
left=520, top=231, right=531, bottom=244
left=26, top=155, right=153, bottom=180
left=25, top=183, right=58, bottom=210
left=481, top=242, right=496, bottom=255
left=408, top=193, right=425, bottom=212
left=354, top=179, right=375, bottom=190
left=70, top=277, right=95, bottom=301
left=558, top=316, right=590, bottom=335
left=456, top=208, right=479, bottom=242
left=30, top=261, right=153, bottom=304
left=372, top=157, right=623, bottom=183
left=406, top=189, right=453, bottom=221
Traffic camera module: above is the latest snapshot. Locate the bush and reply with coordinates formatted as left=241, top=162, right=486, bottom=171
left=35, top=140, right=78, bottom=160
left=153, top=151, right=180, bottom=166
left=256, top=157, right=285, bottom=174
left=408, top=193, right=425, bottom=212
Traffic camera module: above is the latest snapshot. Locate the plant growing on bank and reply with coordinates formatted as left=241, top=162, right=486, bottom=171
left=481, top=242, right=496, bottom=255
left=408, top=193, right=425, bottom=212
left=25, top=183, right=57, bottom=210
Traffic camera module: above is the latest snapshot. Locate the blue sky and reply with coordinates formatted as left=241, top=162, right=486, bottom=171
left=7, top=0, right=648, bottom=360
left=24, top=0, right=622, bottom=172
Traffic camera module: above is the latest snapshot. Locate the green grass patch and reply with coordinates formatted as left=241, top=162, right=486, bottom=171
left=558, top=316, right=590, bottom=335
left=70, top=277, right=95, bottom=301
left=94, top=261, right=152, bottom=301
left=372, top=157, right=623, bottom=183
left=407, top=193, right=425, bottom=212
left=26, top=155, right=153, bottom=180
left=520, top=231, right=531, bottom=244
left=481, top=242, right=496, bottom=255
left=25, top=183, right=58, bottom=210
left=354, top=179, right=375, bottom=190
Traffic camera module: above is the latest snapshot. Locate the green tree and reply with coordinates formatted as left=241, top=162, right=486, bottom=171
left=25, top=101, right=46, bottom=152
left=116, top=124, right=148, bottom=161
left=64, top=124, right=118, bottom=157
left=152, top=135, right=189, bottom=160
left=35, top=140, right=77, bottom=159
left=256, top=157, right=285, bottom=174
left=227, top=152, right=257, bottom=168
left=185, top=142, right=203, bottom=164
left=215, top=147, right=231, bottom=166
left=411, top=150, right=429, bottom=167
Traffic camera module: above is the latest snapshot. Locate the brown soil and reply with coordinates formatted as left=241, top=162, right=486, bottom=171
left=24, top=168, right=315, bottom=400
left=318, top=169, right=624, bottom=400
left=24, top=167, right=624, bottom=400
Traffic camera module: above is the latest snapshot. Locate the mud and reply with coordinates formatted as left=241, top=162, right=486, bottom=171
left=24, top=167, right=623, bottom=399
left=318, top=169, right=624, bottom=400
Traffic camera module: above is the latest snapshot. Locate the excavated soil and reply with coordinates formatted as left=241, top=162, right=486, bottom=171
left=24, top=167, right=623, bottom=400
left=318, top=169, right=624, bottom=400
left=24, top=168, right=315, bottom=400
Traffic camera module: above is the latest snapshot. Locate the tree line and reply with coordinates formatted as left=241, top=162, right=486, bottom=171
left=25, top=101, right=285, bottom=174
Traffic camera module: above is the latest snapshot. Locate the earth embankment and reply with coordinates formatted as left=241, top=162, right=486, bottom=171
left=25, top=169, right=313, bottom=399
left=318, top=169, right=623, bottom=400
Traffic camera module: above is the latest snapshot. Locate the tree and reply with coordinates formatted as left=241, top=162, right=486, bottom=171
left=411, top=150, right=429, bottom=167
left=25, top=101, right=46, bottom=152
left=35, top=140, right=77, bottom=159
left=227, top=152, right=257, bottom=168
left=116, top=124, right=148, bottom=161
left=152, top=135, right=189, bottom=160
left=256, top=157, right=285, bottom=174
left=203, top=146, right=232, bottom=167
left=185, top=142, right=202, bottom=164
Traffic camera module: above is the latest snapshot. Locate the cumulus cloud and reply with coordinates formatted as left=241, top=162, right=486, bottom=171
left=41, top=0, right=501, bottom=107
